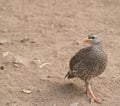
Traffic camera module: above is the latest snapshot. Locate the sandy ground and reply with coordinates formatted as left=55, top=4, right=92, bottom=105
left=0, top=0, right=120, bottom=106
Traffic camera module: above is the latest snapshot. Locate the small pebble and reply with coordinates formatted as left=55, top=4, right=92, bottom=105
left=75, top=40, right=81, bottom=45
left=13, top=63, right=19, bottom=68
left=22, top=89, right=32, bottom=94
left=47, top=75, right=51, bottom=78
left=20, top=38, right=29, bottom=43
left=0, top=66, right=4, bottom=70
left=0, top=39, right=8, bottom=45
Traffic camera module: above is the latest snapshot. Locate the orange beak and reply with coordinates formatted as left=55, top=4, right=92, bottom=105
left=83, top=37, right=89, bottom=44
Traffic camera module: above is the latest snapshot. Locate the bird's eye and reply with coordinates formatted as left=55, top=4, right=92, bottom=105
left=88, top=36, right=95, bottom=39
left=91, top=37, right=95, bottom=39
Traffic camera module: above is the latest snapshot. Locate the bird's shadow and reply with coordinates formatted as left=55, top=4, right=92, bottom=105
left=36, top=81, right=87, bottom=105
left=51, top=82, right=85, bottom=98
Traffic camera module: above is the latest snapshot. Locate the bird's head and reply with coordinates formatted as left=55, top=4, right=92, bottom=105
left=83, top=34, right=101, bottom=45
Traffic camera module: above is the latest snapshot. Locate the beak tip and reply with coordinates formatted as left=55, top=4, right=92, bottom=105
left=83, top=39, right=89, bottom=44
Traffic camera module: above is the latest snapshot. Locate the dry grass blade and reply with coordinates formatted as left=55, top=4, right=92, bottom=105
left=22, top=89, right=32, bottom=94
left=39, top=62, right=52, bottom=68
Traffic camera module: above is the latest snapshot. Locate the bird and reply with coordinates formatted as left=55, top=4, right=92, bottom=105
left=65, top=34, right=108, bottom=104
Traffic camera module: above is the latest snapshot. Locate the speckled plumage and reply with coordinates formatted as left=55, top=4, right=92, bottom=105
left=65, top=35, right=107, bottom=81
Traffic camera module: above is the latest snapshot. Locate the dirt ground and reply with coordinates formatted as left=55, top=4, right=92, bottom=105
left=0, top=0, right=120, bottom=106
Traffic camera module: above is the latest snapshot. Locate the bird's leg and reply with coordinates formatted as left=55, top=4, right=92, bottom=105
left=85, top=80, right=101, bottom=104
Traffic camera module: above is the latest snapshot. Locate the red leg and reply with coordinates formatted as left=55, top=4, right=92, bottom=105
left=85, top=80, right=101, bottom=104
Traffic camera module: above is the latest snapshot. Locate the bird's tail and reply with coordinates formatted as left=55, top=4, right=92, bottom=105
left=65, top=71, right=74, bottom=79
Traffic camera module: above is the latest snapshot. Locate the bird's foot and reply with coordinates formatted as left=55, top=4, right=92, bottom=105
left=89, top=97, right=101, bottom=104
left=86, top=88, right=101, bottom=104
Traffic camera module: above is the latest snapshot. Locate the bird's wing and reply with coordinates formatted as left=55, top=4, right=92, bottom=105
left=69, top=46, right=91, bottom=71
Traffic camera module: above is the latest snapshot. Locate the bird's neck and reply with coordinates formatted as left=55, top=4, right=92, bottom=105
left=91, top=43, right=102, bottom=50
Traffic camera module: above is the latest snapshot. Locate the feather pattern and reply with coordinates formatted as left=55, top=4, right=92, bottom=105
left=66, top=41, right=107, bottom=81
